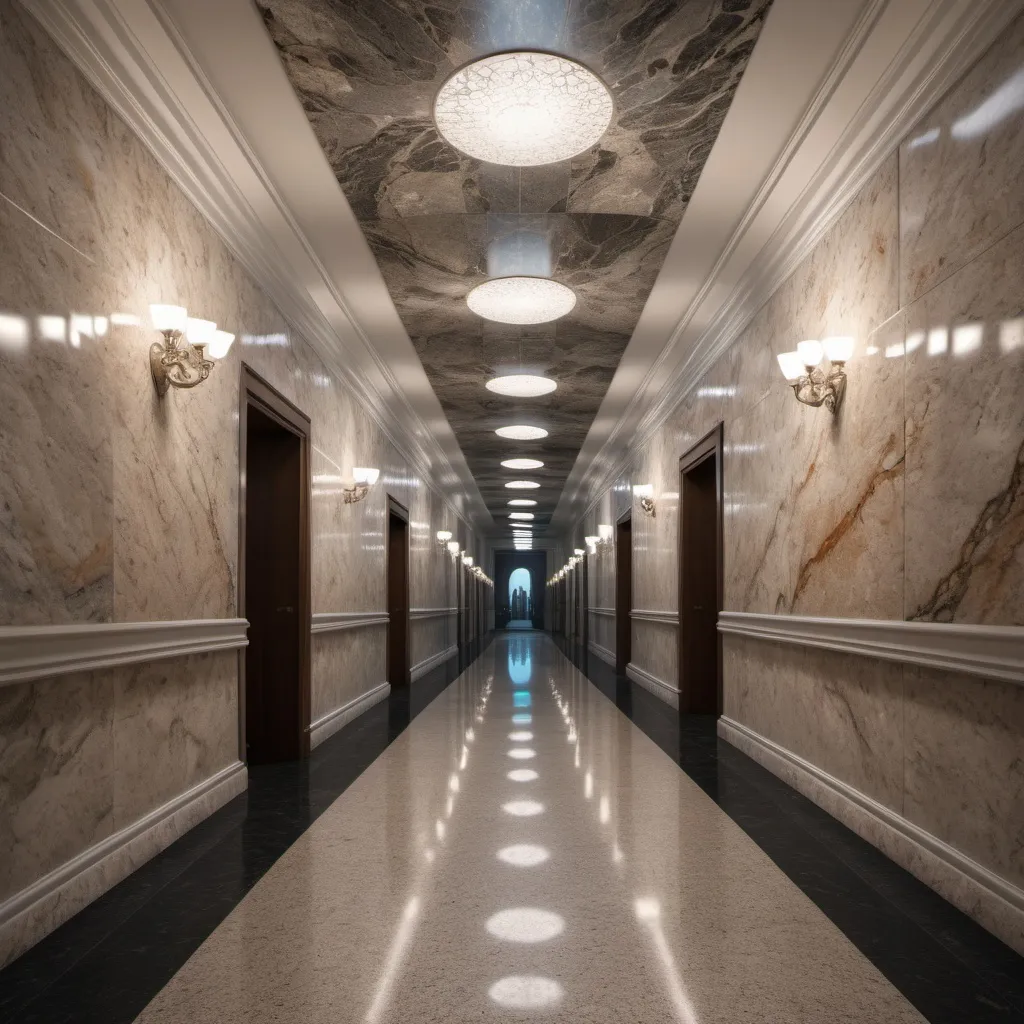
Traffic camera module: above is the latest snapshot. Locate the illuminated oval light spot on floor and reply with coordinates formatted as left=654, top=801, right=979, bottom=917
left=511, top=713, right=532, bottom=724
left=497, top=844, right=550, bottom=867
left=507, top=769, right=538, bottom=782
left=488, top=976, right=564, bottom=1009
left=486, top=908, right=564, bottom=943
left=507, top=747, right=535, bottom=760
left=508, top=730, right=533, bottom=741
left=503, top=799, right=544, bottom=816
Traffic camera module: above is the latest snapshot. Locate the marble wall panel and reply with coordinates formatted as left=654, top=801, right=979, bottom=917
left=631, top=620, right=678, bottom=691
left=312, top=627, right=387, bottom=723
left=902, top=664, right=1024, bottom=890
left=899, top=14, right=1024, bottom=305
left=903, top=223, right=1024, bottom=625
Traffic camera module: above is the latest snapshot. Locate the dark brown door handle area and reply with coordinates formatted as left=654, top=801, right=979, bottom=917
left=276, top=606, right=294, bottom=614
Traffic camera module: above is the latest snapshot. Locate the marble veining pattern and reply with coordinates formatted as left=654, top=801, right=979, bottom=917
left=259, top=0, right=773, bottom=528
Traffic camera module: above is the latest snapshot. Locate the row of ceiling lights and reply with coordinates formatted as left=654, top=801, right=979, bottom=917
left=433, top=51, right=614, bottom=544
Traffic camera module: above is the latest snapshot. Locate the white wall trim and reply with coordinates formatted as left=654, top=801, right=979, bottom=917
left=719, top=717, right=1024, bottom=955
left=311, top=611, right=389, bottom=634
left=626, top=662, right=680, bottom=708
left=587, top=639, right=616, bottom=667
left=309, top=682, right=390, bottom=749
left=718, top=612, right=1024, bottom=685
left=410, top=607, right=459, bottom=620
left=0, top=619, right=248, bottom=687
left=0, top=760, right=247, bottom=967
left=631, top=609, right=679, bottom=625
left=410, top=645, right=458, bottom=682
left=589, top=607, right=615, bottom=618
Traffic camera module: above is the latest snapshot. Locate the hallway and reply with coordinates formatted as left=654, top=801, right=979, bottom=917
left=71, top=635, right=1002, bottom=1023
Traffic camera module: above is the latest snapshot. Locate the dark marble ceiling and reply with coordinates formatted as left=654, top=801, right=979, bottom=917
left=258, top=0, right=773, bottom=536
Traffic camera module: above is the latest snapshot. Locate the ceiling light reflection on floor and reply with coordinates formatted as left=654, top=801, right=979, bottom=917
left=486, top=907, right=565, bottom=943
left=508, top=730, right=533, bottom=741
left=512, top=713, right=532, bottom=724
left=502, top=799, right=544, bottom=816
left=488, top=975, right=564, bottom=1009
left=513, top=691, right=531, bottom=707
left=507, top=769, right=538, bottom=782
left=507, top=747, right=536, bottom=760
left=497, top=844, right=550, bottom=867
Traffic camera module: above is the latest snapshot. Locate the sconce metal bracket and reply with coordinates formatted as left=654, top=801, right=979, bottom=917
left=342, top=484, right=371, bottom=504
left=792, top=363, right=847, bottom=414
left=638, top=496, right=656, bottom=518
left=150, top=331, right=214, bottom=396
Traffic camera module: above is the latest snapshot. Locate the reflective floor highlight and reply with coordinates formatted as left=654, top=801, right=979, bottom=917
left=129, top=635, right=932, bottom=1022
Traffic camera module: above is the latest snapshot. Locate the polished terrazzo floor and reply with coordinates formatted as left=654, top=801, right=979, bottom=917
left=133, top=634, right=922, bottom=1023
left=4, top=633, right=1023, bottom=1022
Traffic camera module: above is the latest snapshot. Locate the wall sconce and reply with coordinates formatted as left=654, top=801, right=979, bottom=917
left=436, top=529, right=453, bottom=546
left=598, top=524, right=612, bottom=542
left=633, top=484, right=656, bottom=518
left=447, top=541, right=461, bottom=558
left=462, top=555, right=474, bottom=567
left=776, top=337, right=852, bottom=414
left=342, top=467, right=380, bottom=504
left=574, top=548, right=585, bottom=557
left=149, top=304, right=233, bottom=396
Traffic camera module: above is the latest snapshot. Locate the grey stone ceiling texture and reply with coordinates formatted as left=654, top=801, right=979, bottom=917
left=258, top=0, right=772, bottom=535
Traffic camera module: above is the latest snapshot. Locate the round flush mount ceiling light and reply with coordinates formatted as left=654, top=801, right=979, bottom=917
left=486, top=374, right=558, bottom=397
left=508, top=499, right=537, bottom=507
left=469, top=278, right=576, bottom=325
left=506, top=480, right=541, bottom=490
left=502, top=458, right=544, bottom=470
left=496, top=425, right=548, bottom=441
left=434, top=51, right=613, bottom=167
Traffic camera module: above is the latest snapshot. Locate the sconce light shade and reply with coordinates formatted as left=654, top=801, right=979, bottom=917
left=207, top=330, right=235, bottom=360
left=150, top=304, right=187, bottom=333
left=437, top=530, right=453, bottom=543
left=598, top=524, right=613, bottom=541
left=796, top=339, right=823, bottom=368
left=462, top=555, right=474, bottom=567
left=776, top=351, right=806, bottom=381
left=185, top=318, right=217, bottom=345
left=632, top=484, right=653, bottom=499
left=584, top=535, right=598, bottom=546
left=823, top=335, right=854, bottom=363
left=447, top=540, right=461, bottom=555
left=353, top=467, right=380, bottom=486
left=574, top=548, right=585, bottom=556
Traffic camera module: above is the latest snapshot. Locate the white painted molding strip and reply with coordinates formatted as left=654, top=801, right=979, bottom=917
left=311, top=611, right=389, bottom=634
left=587, top=639, right=616, bottom=667
left=719, top=716, right=1024, bottom=955
left=631, top=609, right=679, bottom=625
left=0, top=619, right=249, bottom=687
left=411, top=645, right=458, bottom=682
left=718, top=611, right=1024, bottom=684
left=410, top=607, right=459, bottom=620
left=309, top=682, right=390, bottom=749
left=626, top=662, right=680, bottom=708
left=0, top=761, right=247, bottom=967
left=589, top=607, right=615, bottom=617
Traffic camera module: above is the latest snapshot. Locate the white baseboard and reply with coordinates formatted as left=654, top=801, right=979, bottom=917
left=718, top=716, right=1024, bottom=956
left=0, top=761, right=247, bottom=967
left=309, top=682, right=390, bottom=749
left=626, top=662, right=680, bottom=708
left=587, top=639, right=616, bottom=667
left=411, top=645, right=458, bottom=682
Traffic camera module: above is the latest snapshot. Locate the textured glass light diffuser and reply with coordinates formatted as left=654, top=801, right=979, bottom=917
left=496, top=425, right=548, bottom=440
left=469, top=278, right=575, bottom=325
left=502, top=458, right=544, bottom=470
left=434, top=51, right=613, bottom=167
left=505, top=480, right=541, bottom=490
left=486, top=374, right=558, bottom=397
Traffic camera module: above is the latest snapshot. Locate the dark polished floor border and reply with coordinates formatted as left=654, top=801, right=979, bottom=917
left=551, top=634, right=1024, bottom=1024
left=0, top=635, right=493, bottom=1024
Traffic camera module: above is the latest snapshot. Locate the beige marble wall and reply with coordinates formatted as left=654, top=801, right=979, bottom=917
left=569, top=16, right=1024, bottom=941
left=0, top=0, right=476, bottom=950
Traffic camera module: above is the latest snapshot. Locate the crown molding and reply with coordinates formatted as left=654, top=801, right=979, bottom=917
left=719, top=612, right=1024, bottom=684
left=554, top=0, right=1022, bottom=531
left=0, top=618, right=248, bottom=687
left=27, top=0, right=493, bottom=534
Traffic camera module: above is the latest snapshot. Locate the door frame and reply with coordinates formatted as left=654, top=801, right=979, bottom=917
left=238, top=364, right=312, bottom=761
left=386, top=495, right=411, bottom=688
left=615, top=509, right=632, bottom=675
left=677, top=422, right=724, bottom=714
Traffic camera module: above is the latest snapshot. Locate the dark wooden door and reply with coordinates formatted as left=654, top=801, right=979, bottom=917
left=387, top=505, right=410, bottom=687
left=241, top=368, right=310, bottom=764
left=615, top=517, right=632, bottom=674
left=679, top=424, right=724, bottom=714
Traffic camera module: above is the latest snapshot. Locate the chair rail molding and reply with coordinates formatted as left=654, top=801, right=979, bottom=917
left=589, top=607, right=615, bottom=618
left=26, top=0, right=490, bottom=533
left=718, top=612, right=1024, bottom=684
left=631, top=609, right=679, bottom=625
left=410, top=607, right=459, bottom=620
left=0, top=619, right=249, bottom=687
left=311, top=612, right=389, bottom=634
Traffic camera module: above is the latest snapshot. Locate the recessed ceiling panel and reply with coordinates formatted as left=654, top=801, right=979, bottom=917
left=258, top=0, right=773, bottom=532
